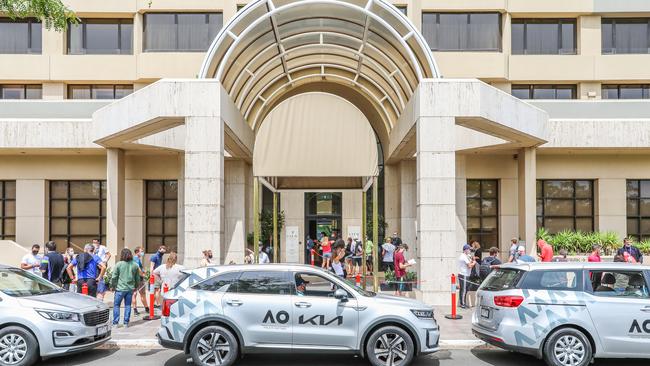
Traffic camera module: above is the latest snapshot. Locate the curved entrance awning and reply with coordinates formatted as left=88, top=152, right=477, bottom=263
left=199, top=0, right=440, bottom=134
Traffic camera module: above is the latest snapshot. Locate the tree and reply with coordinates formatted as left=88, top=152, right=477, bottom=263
left=0, top=0, right=77, bottom=31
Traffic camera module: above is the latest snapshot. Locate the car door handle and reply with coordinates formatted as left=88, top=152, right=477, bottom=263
left=641, top=306, right=650, bottom=313
left=294, top=302, right=312, bottom=308
left=226, top=300, right=243, bottom=307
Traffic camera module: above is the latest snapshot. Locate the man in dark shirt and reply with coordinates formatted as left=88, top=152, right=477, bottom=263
left=617, top=238, right=643, bottom=263
left=149, top=245, right=166, bottom=308
left=41, top=241, right=65, bottom=285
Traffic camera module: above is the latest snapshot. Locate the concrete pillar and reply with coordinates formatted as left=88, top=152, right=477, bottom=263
left=106, top=148, right=125, bottom=263
left=518, top=147, right=537, bottom=253
left=177, top=154, right=185, bottom=259
left=184, top=116, right=224, bottom=268
left=224, top=160, right=247, bottom=264
left=342, top=190, right=362, bottom=240
left=15, top=180, right=47, bottom=247
left=416, top=116, right=457, bottom=305
left=384, top=163, right=401, bottom=236
left=399, top=160, right=416, bottom=250
left=597, top=179, right=626, bottom=238
left=455, top=154, right=467, bottom=247
left=124, top=179, right=144, bottom=249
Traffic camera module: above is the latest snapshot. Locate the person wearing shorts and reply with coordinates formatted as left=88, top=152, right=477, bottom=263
left=320, top=232, right=332, bottom=269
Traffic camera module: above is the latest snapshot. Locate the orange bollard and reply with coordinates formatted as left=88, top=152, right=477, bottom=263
left=143, top=273, right=160, bottom=321
left=445, top=274, right=463, bottom=320
left=355, top=272, right=361, bottom=287
left=81, top=282, right=88, bottom=296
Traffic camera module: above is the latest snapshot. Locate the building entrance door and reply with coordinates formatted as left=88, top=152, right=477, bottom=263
left=304, top=192, right=342, bottom=265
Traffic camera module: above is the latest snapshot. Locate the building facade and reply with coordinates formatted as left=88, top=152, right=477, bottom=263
left=1, top=0, right=650, bottom=304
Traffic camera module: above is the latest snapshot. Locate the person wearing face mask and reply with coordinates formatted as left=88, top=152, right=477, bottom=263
left=149, top=245, right=166, bottom=308
left=62, top=247, right=76, bottom=291
left=66, top=243, right=106, bottom=298
left=92, top=239, right=111, bottom=301
left=21, top=244, right=42, bottom=275
left=200, top=249, right=214, bottom=267
left=132, top=246, right=149, bottom=316
left=617, top=237, right=643, bottom=264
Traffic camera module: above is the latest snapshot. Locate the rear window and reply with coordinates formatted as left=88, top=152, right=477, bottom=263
left=480, top=268, right=523, bottom=291
left=521, top=270, right=582, bottom=291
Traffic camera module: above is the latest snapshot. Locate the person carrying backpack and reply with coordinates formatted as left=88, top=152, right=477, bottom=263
left=479, top=247, right=502, bottom=281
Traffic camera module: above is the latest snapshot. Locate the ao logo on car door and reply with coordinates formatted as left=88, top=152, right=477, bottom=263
left=629, top=319, right=650, bottom=338
left=262, top=310, right=343, bottom=326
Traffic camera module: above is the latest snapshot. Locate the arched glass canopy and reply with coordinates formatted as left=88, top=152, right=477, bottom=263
left=199, top=0, right=440, bottom=133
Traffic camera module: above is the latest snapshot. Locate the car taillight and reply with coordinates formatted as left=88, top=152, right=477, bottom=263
left=493, top=295, right=524, bottom=308
left=162, top=299, right=178, bottom=317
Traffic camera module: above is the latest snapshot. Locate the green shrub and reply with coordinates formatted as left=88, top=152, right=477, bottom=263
left=636, top=239, right=650, bottom=255
left=543, top=229, right=622, bottom=255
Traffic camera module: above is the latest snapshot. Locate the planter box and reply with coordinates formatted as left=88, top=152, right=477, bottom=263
left=382, top=281, right=413, bottom=291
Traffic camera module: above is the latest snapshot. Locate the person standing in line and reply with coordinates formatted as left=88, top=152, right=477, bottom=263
left=20, top=244, right=42, bottom=275
left=92, top=239, right=111, bottom=301
left=537, top=239, right=554, bottom=262
left=588, top=244, right=602, bottom=262
left=617, top=238, right=643, bottom=264
left=305, top=236, right=314, bottom=264
left=353, top=239, right=363, bottom=275
left=516, top=246, right=536, bottom=263
left=457, top=244, right=476, bottom=309
left=200, top=249, right=214, bottom=267
left=479, top=247, right=502, bottom=281
left=259, top=245, right=271, bottom=264
left=110, top=248, right=140, bottom=328
left=391, top=232, right=402, bottom=248
left=62, top=247, right=76, bottom=291
left=507, top=237, right=519, bottom=263
left=149, top=245, right=166, bottom=308
left=394, top=243, right=413, bottom=297
left=552, top=249, right=569, bottom=262
left=331, top=247, right=346, bottom=279
left=320, top=232, right=332, bottom=269
left=67, top=244, right=106, bottom=298
left=132, top=246, right=149, bottom=316
left=41, top=241, right=65, bottom=286
left=153, top=252, right=185, bottom=290
left=470, top=241, right=483, bottom=263
left=365, top=236, right=374, bottom=275
left=381, top=238, right=396, bottom=272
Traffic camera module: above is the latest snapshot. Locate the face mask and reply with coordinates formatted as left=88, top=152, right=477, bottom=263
left=32, top=250, right=39, bottom=255
left=208, top=254, right=213, bottom=259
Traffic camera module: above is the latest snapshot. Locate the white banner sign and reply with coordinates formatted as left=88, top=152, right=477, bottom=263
left=285, top=226, right=300, bottom=263
left=348, top=226, right=361, bottom=241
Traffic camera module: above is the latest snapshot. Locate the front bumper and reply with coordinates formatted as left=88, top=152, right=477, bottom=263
left=41, top=323, right=111, bottom=359
left=418, top=326, right=440, bottom=355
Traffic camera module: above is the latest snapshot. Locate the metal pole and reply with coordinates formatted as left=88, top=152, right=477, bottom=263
left=361, top=188, right=367, bottom=289
left=253, top=176, right=260, bottom=264
left=273, top=191, right=278, bottom=263
left=372, top=176, right=379, bottom=293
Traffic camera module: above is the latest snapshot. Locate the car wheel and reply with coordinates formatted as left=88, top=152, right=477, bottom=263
left=543, top=328, right=592, bottom=366
left=0, top=326, right=39, bottom=366
left=365, top=326, right=414, bottom=366
left=189, top=325, right=238, bottom=366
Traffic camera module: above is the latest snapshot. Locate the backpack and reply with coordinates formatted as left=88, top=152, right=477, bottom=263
left=479, top=256, right=499, bottom=280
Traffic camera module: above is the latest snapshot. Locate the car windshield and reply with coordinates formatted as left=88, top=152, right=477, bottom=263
left=0, top=268, right=62, bottom=297
left=480, top=268, right=523, bottom=291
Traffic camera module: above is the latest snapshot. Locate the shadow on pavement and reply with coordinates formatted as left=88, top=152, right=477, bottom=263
left=470, top=347, right=650, bottom=366
left=40, top=348, right=120, bottom=365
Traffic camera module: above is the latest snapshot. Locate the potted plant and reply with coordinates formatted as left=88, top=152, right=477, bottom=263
left=403, top=271, right=417, bottom=291
left=381, top=269, right=395, bottom=291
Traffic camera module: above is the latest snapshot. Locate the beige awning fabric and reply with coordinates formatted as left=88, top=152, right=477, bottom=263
left=253, top=93, right=378, bottom=177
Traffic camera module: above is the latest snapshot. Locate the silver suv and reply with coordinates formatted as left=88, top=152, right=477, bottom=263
left=0, top=265, right=111, bottom=366
left=157, top=264, right=439, bottom=366
left=472, top=262, right=650, bottom=366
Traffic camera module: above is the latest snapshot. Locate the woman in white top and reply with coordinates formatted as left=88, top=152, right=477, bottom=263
left=153, top=252, right=185, bottom=289
left=331, top=247, right=346, bottom=279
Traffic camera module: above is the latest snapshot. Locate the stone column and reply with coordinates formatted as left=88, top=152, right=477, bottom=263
left=416, top=116, right=457, bottom=305
left=518, top=147, right=537, bottom=253
left=177, top=154, right=185, bottom=259
left=597, top=179, right=626, bottom=237
left=184, top=116, right=224, bottom=268
left=15, top=180, right=47, bottom=247
left=455, top=154, right=467, bottom=247
left=384, top=163, right=401, bottom=235
left=106, top=148, right=125, bottom=263
left=399, top=160, right=416, bottom=250
left=224, top=160, right=247, bottom=264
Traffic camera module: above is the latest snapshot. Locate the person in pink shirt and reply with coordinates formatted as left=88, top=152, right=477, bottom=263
left=393, top=243, right=413, bottom=296
left=320, top=232, right=332, bottom=269
left=587, top=244, right=602, bottom=262
left=537, top=239, right=554, bottom=262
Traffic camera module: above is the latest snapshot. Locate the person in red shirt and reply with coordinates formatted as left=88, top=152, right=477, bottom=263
left=393, top=243, right=413, bottom=296
left=537, top=239, right=554, bottom=262
left=587, top=244, right=602, bottom=262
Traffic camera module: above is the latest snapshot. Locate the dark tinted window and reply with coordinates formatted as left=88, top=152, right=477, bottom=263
left=0, top=85, right=42, bottom=99
left=68, top=19, right=133, bottom=54
left=602, top=18, right=650, bottom=54
left=521, top=270, right=581, bottom=291
left=144, top=13, right=223, bottom=51
left=467, top=179, right=498, bottom=247
left=68, top=85, right=133, bottom=99
left=480, top=269, right=523, bottom=291
left=192, top=271, right=240, bottom=292
left=235, top=271, right=291, bottom=295
left=537, top=180, right=594, bottom=233
left=512, top=19, right=576, bottom=55
left=512, top=85, right=576, bottom=100
left=603, top=85, right=650, bottom=100
left=0, top=18, right=41, bottom=54
left=589, top=270, right=649, bottom=298
left=422, top=13, right=501, bottom=51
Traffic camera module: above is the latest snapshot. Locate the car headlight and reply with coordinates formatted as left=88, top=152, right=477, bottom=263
left=410, top=309, right=434, bottom=320
left=36, top=309, right=80, bottom=322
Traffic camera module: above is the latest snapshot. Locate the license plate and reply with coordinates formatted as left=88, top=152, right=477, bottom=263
left=480, top=307, right=490, bottom=318
left=97, top=325, right=108, bottom=336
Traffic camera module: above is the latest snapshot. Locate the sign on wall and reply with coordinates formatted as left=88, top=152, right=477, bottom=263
left=348, top=226, right=361, bottom=241
left=285, top=226, right=300, bottom=263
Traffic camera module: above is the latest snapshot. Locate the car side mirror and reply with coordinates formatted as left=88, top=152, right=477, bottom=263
left=334, top=289, right=348, bottom=302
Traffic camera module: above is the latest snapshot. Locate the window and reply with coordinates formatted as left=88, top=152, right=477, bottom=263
left=49, top=180, right=106, bottom=251
left=603, top=85, right=650, bottom=99
left=146, top=180, right=178, bottom=253
left=0, top=85, right=42, bottom=99
left=589, top=270, right=649, bottom=298
left=536, top=180, right=594, bottom=234
left=512, top=19, right=576, bottom=55
left=467, top=180, right=498, bottom=247
left=626, top=180, right=650, bottom=241
left=521, top=270, right=581, bottom=291
left=293, top=273, right=349, bottom=297
left=395, top=5, right=407, bottom=16
left=68, top=85, right=133, bottom=99
left=67, top=19, right=133, bottom=54
left=235, top=271, right=292, bottom=295
left=0, top=18, right=41, bottom=54
left=512, top=85, right=576, bottom=99
left=602, top=18, right=650, bottom=54
left=480, top=268, right=523, bottom=291
left=422, top=13, right=501, bottom=51
left=192, top=271, right=241, bottom=292
left=0, top=181, right=16, bottom=240
left=143, top=13, right=223, bottom=51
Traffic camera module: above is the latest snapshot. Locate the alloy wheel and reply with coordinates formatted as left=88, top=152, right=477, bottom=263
left=553, top=335, right=586, bottom=366
left=373, top=332, right=409, bottom=366
left=0, top=334, right=27, bottom=365
left=196, top=332, right=231, bottom=366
